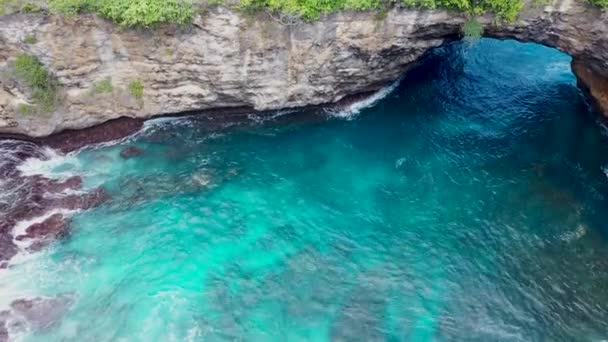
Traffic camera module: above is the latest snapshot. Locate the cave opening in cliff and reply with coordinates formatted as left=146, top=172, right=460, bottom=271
left=1, top=37, right=608, bottom=341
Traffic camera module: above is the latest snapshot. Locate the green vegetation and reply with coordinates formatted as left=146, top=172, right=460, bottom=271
left=0, top=0, right=15, bottom=14
left=238, top=0, right=522, bottom=22
left=48, top=0, right=195, bottom=27
left=2, top=0, right=606, bottom=28
left=23, top=34, right=37, bottom=44
left=129, top=79, right=144, bottom=103
left=462, top=17, right=483, bottom=39
left=91, top=77, right=113, bottom=94
left=21, top=2, right=42, bottom=12
left=589, top=0, right=608, bottom=8
left=17, top=103, right=35, bottom=114
left=13, top=53, right=57, bottom=112
left=44, top=0, right=525, bottom=26
left=401, top=0, right=522, bottom=21
left=0, top=0, right=43, bottom=15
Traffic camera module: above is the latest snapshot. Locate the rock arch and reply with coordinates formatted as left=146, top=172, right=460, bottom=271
left=0, top=1, right=606, bottom=137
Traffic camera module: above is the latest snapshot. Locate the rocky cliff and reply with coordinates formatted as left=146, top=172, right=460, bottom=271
left=0, top=1, right=607, bottom=137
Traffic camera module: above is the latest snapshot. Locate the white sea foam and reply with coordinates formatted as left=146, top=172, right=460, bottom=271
left=325, top=78, right=401, bottom=119
left=247, top=108, right=299, bottom=123
left=603, top=165, right=608, bottom=180
left=17, top=147, right=79, bottom=179
left=143, top=115, right=191, bottom=130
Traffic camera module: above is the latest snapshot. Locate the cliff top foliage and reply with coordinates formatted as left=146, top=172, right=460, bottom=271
left=48, top=0, right=195, bottom=26
left=240, top=0, right=523, bottom=22
left=589, top=0, right=608, bottom=7
left=44, top=0, right=524, bottom=25
left=1, top=0, right=605, bottom=27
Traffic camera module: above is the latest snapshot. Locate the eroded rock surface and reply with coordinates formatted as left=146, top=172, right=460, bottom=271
left=0, top=1, right=606, bottom=137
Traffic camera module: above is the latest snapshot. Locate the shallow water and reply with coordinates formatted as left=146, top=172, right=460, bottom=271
left=3, top=38, right=608, bottom=341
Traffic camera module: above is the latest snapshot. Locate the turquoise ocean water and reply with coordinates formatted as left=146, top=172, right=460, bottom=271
left=3, top=39, right=608, bottom=341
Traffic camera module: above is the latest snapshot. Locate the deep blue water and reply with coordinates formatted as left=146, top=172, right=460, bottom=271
left=3, top=39, right=608, bottom=341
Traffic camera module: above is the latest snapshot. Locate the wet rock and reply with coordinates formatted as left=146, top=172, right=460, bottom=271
left=43, top=118, right=144, bottom=153
left=572, top=59, right=608, bottom=117
left=5, top=201, right=46, bottom=225
left=0, top=140, right=46, bottom=178
left=0, top=311, right=8, bottom=342
left=51, top=187, right=110, bottom=211
left=0, top=160, right=19, bottom=179
left=10, top=295, right=74, bottom=331
left=0, top=233, right=17, bottom=263
left=120, top=146, right=144, bottom=159
left=7, top=142, right=47, bottom=162
left=15, top=214, right=69, bottom=242
left=0, top=177, right=109, bottom=263
left=48, top=176, right=83, bottom=192
left=0, top=139, right=112, bottom=265
left=3, top=185, right=110, bottom=230
left=30, top=175, right=83, bottom=193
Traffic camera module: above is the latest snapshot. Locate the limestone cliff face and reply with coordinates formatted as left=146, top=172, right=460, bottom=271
left=0, top=2, right=606, bottom=137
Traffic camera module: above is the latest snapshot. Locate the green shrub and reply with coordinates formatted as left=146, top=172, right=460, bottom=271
left=238, top=0, right=387, bottom=20
left=476, top=0, right=523, bottom=22
left=462, top=18, right=482, bottom=39
left=24, top=34, right=37, bottom=44
left=401, top=0, right=522, bottom=21
left=0, top=0, right=16, bottom=15
left=237, top=0, right=522, bottom=22
left=91, top=78, right=113, bottom=94
left=47, top=0, right=96, bottom=16
left=129, top=79, right=144, bottom=101
left=589, top=0, right=608, bottom=7
left=17, top=103, right=35, bottom=115
left=13, top=54, right=57, bottom=112
left=21, top=2, right=42, bottom=13
left=1, top=1, right=44, bottom=15
left=44, top=0, right=529, bottom=25
left=49, top=0, right=195, bottom=27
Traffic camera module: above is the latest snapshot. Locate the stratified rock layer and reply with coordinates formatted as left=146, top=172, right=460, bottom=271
left=0, top=1, right=607, bottom=137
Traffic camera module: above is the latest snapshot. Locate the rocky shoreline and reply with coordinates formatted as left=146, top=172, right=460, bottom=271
left=0, top=84, right=382, bottom=271
left=0, top=139, right=114, bottom=340
left=0, top=140, right=110, bottom=268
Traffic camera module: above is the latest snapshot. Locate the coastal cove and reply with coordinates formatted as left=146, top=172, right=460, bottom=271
left=1, top=0, right=608, bottom=339
left=0, top=38, right=608, bottom=340
left=1, top=2, right=608, bottom=138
